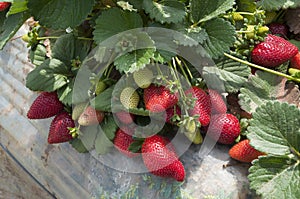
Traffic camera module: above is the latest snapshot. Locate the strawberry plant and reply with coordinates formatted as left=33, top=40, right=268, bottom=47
left=1, top=0, right=300, bottom=198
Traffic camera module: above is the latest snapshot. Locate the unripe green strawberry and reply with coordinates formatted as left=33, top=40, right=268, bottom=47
left=184, top=118, right=197, bottom=134
left=232, top=12, right=243, bottom=21
left=133, top=67, right=153, bottom=88
left=72, top=103, right=87, bottom=120
left=245, top=25, right=269, bottom=39
left=95, top=81, right=107, bottom=95
left=184, top=128, right=203, bottom=144
left=21, top=34, right=30, bottom=43
left=120, top=87, right=140, bottom=109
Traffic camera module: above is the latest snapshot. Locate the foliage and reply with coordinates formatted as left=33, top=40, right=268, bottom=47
left=1, top=0, right=300, bottom=198
left=248, top=101, right=300, bottom=199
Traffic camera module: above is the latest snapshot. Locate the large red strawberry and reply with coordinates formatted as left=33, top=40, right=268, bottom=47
left=251, top=34, right=298, bottom=67
left=208, top=89, right=227, bottom=114
left=27, top=92, right=64, bottom=119
left=141, top=135, right=185, bottom=182
left=48, top=112, right=75, bottom=144
left=290, top=51, right=300, bottom=70
left=0, top=2, right=10, bottom=11
left=185, top=86, right=211, bottom=126
left=114, top=127, right=138, bottom=158
left=207, top=113, right=240, bottom=144
left=229, top=139, right=265, bottom=163
left=268, top=23, right=288, bottom=38
left=77, top=106, right=105, bottom=126
left=144, top=84, right=178, bottom=112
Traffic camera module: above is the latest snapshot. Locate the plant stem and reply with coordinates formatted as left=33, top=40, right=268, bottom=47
left=37, top=36, right=59, bottom=40
left=224, top=53, right=300, bottom=83
left=236, top=11, right=264, bottom=15
left=37, top=36, right=93, bottom=41
left=180, top=58, right=194, bottom=80
left=236, top=30, right=252, bottom=34
left=175, top=56, right=189, bottom=81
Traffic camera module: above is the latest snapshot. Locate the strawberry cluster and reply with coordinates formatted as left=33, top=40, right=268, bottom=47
left=27, top=92, right=104, bottom=144
left=27, top=92, right=74, bottom=144
left=109, top=79, right=248, bottom=181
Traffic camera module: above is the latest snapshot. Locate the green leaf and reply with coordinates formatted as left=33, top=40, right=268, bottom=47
left=79, top=126, right=98, bottom=151
left=95, top=129, right=114, bottom=155
left=72, top=67, right=92, bottom=104
left=257, top=0, right=300, bottom=11
left=52, top=34, right=91, bottom=66
left=202, top=18, right=236, bottom=59
left=202, top=58, right=251, bottom=93
left=57, top=78, right=74, bottom=106
left=128, top=140, right=143, bottom=153
left=92, top=86, right=115, bottom=112
left=236, top=0, right=256, bottom=12
left=7, top=0, right=28, bottom=16
left=26, top=59, right=69, bottom=91
left=113, top=31, right=155, bottom=73
left=239, top=71, right=286, bottom=113
left=0, top=11, right=6, bottom=30
left=172, top=24, right=208, bottom=46
left=114, top=48, right=155, bottom=74
left=152, top=50, right=175, bottom=63
left=93, top=8, right=143, bottom=44
left=247, top=101, right=300, bottom=155
left=0, top=12, right=27, bottom=50
left=29, top=44, right=47, bottom=66
left=100, top=115, right=118, bottom=140
left=290, top=39, right=300, bottom=50
left=190, top=0, right=235, bottom=23
left=143, top=0, right=186, bottom=24
left=28, top=0, right=95, bottom=29
left=69, top=138, right=88, bottom=153
left=248, top=155, right=300, bottom=199
left=128, top=0, right=143, bottom=10
left=129, top=107, right=150, bottom=116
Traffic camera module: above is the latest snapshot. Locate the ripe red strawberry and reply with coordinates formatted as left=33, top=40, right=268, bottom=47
left=207, top=113, right=240, bottom=144
left=144, top=84, right=178, bottom=112
left=141, top=135, right=185, bottom=181
left=78, top=106, right=105, bottom=126
left=114, top=127, right=138, bottom=158
left=208, top=89, right=227, bottom=114
left=251, top=34, right=298, bottom=67
left=268, top=23, right=288, bottom=38
left=185, top=86, right=211, bottom=126
left=229, top=139, right=265, bottom=163
left=165, top=106, right=181, bottom=124
left=48, top=111, right=75, bottom=144
left=290, top=51, right=300, bottom=70
left=0, top=2, right=10, bottom=11
left=27, top=92, right=64, bottom=119
left=115, top=111, right=135, bottom=124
